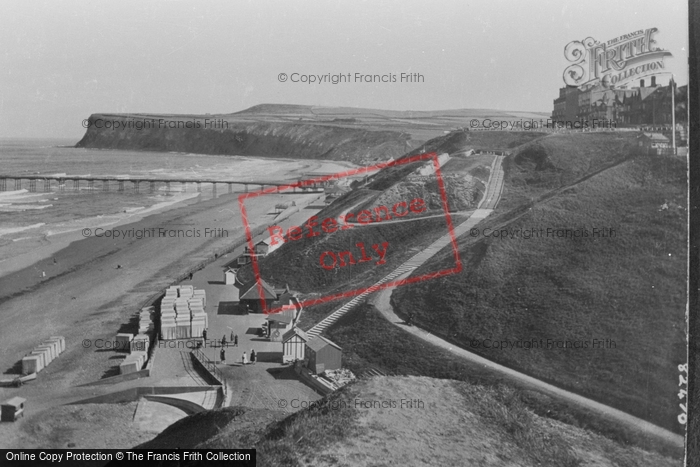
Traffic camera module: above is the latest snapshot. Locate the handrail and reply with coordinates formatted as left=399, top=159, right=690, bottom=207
left=190, top=348, right=227, bottom=398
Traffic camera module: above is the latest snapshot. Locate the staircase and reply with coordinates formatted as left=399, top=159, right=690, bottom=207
left=305, top=155, right=505, bottom=340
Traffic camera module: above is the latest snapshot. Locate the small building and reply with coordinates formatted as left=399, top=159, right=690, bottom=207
left=238, top=278, right=281, bottom=313
left=267, top=290, right=300, bottom=314
left=1, top=397, right=26, bottom=422
left=282, top=327, right=308, bottom=363
left=267, top=309, right=295, bottom=342
left=305, top=336, right=342, bottom=374
left=244, top=239, right=270, bottom=257
left=637, top=132, right=671, bottom=155
left=224, top=268, right=238, bottom=285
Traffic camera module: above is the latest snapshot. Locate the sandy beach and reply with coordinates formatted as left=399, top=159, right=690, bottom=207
left=0, top=149, right=355, bottom=451
left=0, top=184, right=323, bottom=383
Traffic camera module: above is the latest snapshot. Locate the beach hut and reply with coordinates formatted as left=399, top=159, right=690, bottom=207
left=21, top=355, right=42, bottom=375
left=30, top=348, right=51, bottom=369
left=224, top=268, right=237, bottom=285
left=116, top=333, right=133, bottom=351
left=175, top=315, right=191, bottom=338
left=131, top=335, right=150, bottom=353
left=305, top=337, right=342, bottom=374
left=48, top=336, right=65, bottom=353
left=282, top=328, right=308, bottom=363
left=1, top=397, right=26, bottom=421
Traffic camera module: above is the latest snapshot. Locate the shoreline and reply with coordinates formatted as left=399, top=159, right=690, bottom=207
left=0, top=187, right=322, bottom=377
left=0, top=191, right=203, bottom=281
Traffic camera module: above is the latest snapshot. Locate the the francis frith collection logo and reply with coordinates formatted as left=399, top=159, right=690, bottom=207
left=562, top=28, right=672, bottom=88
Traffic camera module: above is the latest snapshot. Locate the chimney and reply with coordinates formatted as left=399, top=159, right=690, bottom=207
left=651, top=76, right=656, bottom=86
left=640, top=79, right=645, bottom=88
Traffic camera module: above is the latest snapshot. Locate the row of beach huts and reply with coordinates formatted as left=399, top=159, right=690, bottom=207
left=21, top=336, right=66, bottom=375
left=116, top=306, right=155, bottom=374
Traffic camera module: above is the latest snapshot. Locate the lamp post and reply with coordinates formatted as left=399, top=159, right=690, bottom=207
left=653, top=72, right=677, bottom=154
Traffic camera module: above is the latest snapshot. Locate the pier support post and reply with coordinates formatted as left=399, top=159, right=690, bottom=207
left=15, top=178, right=21, bottom=190
left=118, top=180, right=124, bottom=192
left=59, top=179, right=65, bottom=192
left=29, top=179, right=37, bottom=192
left=73, top=179, right=78, bottom=191
left=134, top=181, right=139, bottom=193
left=150, top=181, right=155, bottom=193
left=0, top=178, right=5, bottom=191
left=44, top=179, right=50, bottom=191
left=87, top=180, right=94, bottom=191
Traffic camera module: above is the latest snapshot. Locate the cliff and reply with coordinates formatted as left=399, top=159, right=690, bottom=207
left=75, top=113, right=413, bottom=164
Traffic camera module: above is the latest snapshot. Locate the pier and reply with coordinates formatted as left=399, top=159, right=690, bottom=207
left=0, top=175, right=327, bottom=194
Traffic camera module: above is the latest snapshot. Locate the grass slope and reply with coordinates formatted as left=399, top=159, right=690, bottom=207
left=391, top=132, right=687, bottom=433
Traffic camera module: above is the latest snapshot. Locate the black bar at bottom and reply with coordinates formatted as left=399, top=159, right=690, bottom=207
left=2, top=449, right=256, bottom=466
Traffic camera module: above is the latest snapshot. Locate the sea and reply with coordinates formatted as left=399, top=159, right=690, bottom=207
left=0, top=137, right=322, bottom=274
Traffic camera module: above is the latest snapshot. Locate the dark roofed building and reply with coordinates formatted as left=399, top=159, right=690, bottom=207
left=637, top=132, right=671, bottom=155
left=237, top=278, right=280, bottom=313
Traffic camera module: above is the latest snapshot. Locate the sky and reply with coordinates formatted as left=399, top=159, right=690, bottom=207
left=0, top=0, right=690, bottom=138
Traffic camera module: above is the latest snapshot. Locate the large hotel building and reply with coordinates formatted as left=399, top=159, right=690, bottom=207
left=552, top=77, right=687, bottom=130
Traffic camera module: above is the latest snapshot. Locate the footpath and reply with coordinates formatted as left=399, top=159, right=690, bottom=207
left=309, top=155, right=684, bottom=448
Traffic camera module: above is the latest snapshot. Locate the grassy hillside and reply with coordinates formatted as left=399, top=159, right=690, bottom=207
left=238, top=130, right=543, bottom=299
left=136, top=370, right=681, bottom=466
left=391, top=132, right=687, bottom=433
left=237, top=213, right=458, bottom=296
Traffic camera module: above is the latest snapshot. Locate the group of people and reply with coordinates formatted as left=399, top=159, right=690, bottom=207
left=219, top=331, right=239, bottom=347
left=201, top=329, right=238, bottom=347
left=219, top=348, right=256, bottom=365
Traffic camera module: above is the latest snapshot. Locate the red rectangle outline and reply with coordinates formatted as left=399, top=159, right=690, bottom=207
left=238, top=151, right=462, bottom=315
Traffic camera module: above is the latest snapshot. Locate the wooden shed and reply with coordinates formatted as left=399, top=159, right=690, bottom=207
left=1, top=397, right=26, bottom=421
left=305, top=337, right=342, bottom=374
left=282, top=327, right=308, bottom=363
left=637, top=132, right=671, bottom=155
left=245, top=239, right=270, bottom=257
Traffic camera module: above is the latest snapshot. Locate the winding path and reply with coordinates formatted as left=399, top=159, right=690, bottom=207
left=308, top=154, right=684, bottom=449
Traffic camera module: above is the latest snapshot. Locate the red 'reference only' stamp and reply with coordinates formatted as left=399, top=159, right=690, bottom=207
left=238, top=151, right=461, bottom=315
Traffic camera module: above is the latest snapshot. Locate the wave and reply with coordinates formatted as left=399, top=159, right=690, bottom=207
left=0, top=204, right=53, bottom=211
left=0, top=223, right=46, bottom=236
left=42, top=192, right=200, bottom=236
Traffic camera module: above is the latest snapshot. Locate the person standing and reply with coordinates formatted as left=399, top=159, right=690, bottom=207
left=242, top=352, right=248, bottom=365
left=250, top=349, right=256, bottom=365
left=220, top=348, right=226, bottom=364
left=222, top=335, right=227, bottom=347
left=234, top=334, right=238, bottom=347
left=230, top=331, right=234, bottom=342
left=202, top=328, right=207, bottom=342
